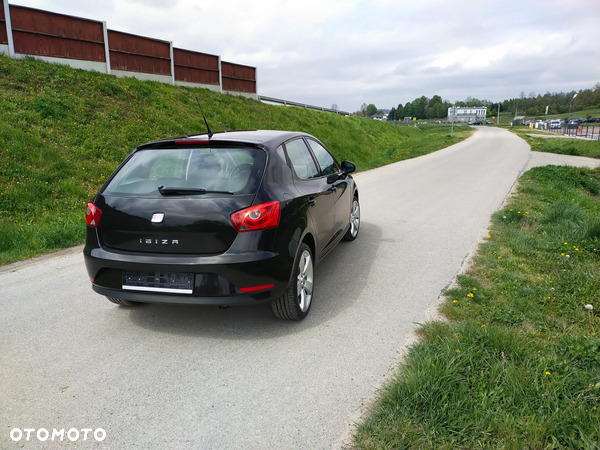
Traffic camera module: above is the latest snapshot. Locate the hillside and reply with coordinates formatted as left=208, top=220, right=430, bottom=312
left=0, top=55, right=471, bottom=264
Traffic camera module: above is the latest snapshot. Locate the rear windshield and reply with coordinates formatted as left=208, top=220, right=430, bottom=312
left=103, top=147, right=266, bottom=197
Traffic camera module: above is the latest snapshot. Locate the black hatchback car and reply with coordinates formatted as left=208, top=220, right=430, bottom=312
left=84, top=130, right=360, bottom=320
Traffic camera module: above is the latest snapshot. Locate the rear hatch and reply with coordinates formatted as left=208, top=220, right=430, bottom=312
left=96, top=145, right=266, bottom=255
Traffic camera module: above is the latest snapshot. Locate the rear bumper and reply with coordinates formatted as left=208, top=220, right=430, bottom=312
left=92, top=285, right=264, bottom=306
left=84, top=245, right=294, bottom=306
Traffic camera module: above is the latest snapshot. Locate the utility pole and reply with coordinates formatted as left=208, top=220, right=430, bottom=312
left=568, top=93, right=578, bottom=122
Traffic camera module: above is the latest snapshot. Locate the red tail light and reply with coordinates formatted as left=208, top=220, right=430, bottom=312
left=86, top=202, right=102, bottom=228
left=240, top=284, right=275, bottom=293
left=231, top=201, right=280, bottom=232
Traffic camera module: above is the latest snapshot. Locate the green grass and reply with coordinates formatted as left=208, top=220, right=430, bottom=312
left=0, top=55, right=472, bottom=265
left=509, top=129, right=600, bottom=159
left=353, top=165, right=600, bottom=450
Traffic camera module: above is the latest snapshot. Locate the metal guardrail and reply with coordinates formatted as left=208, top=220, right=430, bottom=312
left=548, top=124, right=600, bottom=141
left=258, top=96, right=351, bottom=116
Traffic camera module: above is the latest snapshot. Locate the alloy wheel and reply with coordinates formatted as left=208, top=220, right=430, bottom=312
left=296, top=249, right=314, bottom=312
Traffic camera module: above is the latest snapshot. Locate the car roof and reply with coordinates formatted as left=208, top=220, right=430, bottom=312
left=139, top=130, right=312, bottom=150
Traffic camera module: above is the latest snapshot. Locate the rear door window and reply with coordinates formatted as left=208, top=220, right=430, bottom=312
left=285, top=139, right=320, bottom=179
left=103, top=147, right=265, bottom=196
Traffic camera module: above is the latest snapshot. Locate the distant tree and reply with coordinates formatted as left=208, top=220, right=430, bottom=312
left=359, top=103, right=368, bottom=117
left=520, top=91, right=526, bottom=99
left=428, top=95, right=442, bottom=108
left=403, top=101, right=413, bottom=119
left=412, top=96, right=428, bottom=119
left=331, top=103, right=338, bottom=111
left=528, top=91, right=536, bottom=99
left=366, top=104, right=379, bottom=117
left=396, top=103, right=404, bottom=120
left=387, top=107, right=397, bottom=121
left=592, top=83, right=600, bottom=107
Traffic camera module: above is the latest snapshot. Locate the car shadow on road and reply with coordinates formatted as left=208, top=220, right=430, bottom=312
left=125, top=222, right=382, bottom=339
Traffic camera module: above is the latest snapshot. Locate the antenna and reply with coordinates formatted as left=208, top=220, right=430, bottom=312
left=195, top=96, right=214, bottom=138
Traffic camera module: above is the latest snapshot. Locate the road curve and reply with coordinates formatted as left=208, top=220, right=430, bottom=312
left=1, top=127, right=598, bottom=449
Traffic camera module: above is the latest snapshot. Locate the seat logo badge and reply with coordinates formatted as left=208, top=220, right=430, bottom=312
left=151, top=213, right=165, bottom=223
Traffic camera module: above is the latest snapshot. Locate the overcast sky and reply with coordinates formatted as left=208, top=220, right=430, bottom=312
left=11, top=0, right=600, bottom=112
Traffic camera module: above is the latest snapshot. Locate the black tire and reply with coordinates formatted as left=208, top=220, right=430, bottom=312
left=342, top=196, right=360, bottom=241
left=271, top=243, right=314, bottom=320
left=106, top=296, right=140, bottom=307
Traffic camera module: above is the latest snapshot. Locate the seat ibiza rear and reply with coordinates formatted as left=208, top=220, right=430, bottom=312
left=84, top=130, right=360, bottom=320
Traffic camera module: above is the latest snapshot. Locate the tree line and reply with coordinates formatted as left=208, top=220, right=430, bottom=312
left=357, top=83, right=600, bottom=121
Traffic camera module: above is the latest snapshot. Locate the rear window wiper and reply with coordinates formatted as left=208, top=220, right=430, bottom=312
left=158, top=185, right=233, bottom=196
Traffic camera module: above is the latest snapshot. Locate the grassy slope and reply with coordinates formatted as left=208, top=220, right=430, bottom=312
left=0, top=55, right=471, bottom=264
left=511, top=127, right=600, bottom=159
left=353, top=167, right=600, bottom=449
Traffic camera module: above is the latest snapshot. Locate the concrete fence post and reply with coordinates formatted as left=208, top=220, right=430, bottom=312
left=169, top=41, right=175, bottom=85
left=102, top=21, right=111, bottom=74
left=217, top=56, right=222, bottom=93
left=3, top=0, right=15, bottom=58
left=254, top=66, right=258, bottom=97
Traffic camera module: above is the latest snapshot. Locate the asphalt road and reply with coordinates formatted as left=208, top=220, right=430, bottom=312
left=1, top=127, right=598, bottom=449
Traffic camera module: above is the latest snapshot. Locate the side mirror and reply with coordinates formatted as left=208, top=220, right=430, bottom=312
left=341, top=160, right=356, bottom=174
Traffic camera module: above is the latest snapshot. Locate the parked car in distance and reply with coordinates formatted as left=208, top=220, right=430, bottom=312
left=84, top=130, right=360, bottom=320
left=567, top=119, right=582, bottom=129
left=584, top=117, right=600, bottom=123
left=549, top=119, right=562, bottom=129
left=468, top=120, right=483, bottom=125
left=486, top=120, right=494, bottom=125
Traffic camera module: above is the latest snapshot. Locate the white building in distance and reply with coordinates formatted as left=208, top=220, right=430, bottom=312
left=448, top=107, right=487, bottom=122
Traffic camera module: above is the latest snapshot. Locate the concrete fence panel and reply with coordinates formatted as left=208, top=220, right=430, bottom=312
left=9, top=5, right=105, bottom=62
left=173, top=47, right=220, bottom=91
left=0, top=2, right=8, bottom=45
left=222, top=61, right=256, bottom=97
left=108, top=29, right=171, bottom=81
